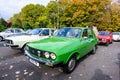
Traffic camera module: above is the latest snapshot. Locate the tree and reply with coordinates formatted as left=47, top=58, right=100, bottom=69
left=20, top=4, right=46, bottom=29
left=110, top=4, right=120, bottom=31
left=59, top=0, right=112, bottom=29
left=0, top=18, right=7, bottom=27
left=45, top=1, right=58, bottom=28
left=0, top=18, right=7, bottom=31
left=11, top=13, right=22, bottom=29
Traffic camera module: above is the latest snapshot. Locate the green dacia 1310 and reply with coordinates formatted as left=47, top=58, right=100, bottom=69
left=24, top=27, right=98, bottom=74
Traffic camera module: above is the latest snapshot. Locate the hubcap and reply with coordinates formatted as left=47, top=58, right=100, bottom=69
left=68, top=58, right=76, bottom=71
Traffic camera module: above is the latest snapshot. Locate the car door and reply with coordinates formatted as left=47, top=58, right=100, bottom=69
left=79, top=29, right=90, bottom=57
left=87, top=28, right=96, bottom=51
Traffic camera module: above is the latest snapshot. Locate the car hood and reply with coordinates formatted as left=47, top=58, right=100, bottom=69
left=27, top=37, right=80, bottom=54
left=98, top=35, right=110, bottom=39
left=0, top=32, right=5, bottom=34
left=5, top=35, right=48, bottom=42
left=0, top=32, right=8, bottom=35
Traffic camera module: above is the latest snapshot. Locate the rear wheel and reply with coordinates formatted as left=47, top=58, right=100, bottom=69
left=110, top=40, right=113, bottom=44
left=63, top=55, right=76, bottom=74
left=91, top=46, right=97, bottom=54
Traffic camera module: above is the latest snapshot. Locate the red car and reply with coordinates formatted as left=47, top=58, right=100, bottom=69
left=98, top=31, right=112, bottom=46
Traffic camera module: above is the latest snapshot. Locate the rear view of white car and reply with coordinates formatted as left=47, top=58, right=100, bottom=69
left=4, top=28, right=54, bottom=51
left=112, top=32, right=120, bottom=41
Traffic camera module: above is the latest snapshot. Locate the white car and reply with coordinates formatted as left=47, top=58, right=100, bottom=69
left=112, top=32, right=120, bottom=41
left=0, top=28, right=24, bottom=41
left=4, top=28, right=54, bottom=51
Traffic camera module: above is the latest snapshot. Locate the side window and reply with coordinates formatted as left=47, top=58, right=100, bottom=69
left=88, top=29, right=93, bottom=38
left=51, top=30, right=54, bottom=35
left=82, top=29, right=88, bottom=38
left=15, top=29, right=22, bottom=33
left=41, top=29, right=49, bottom=36
left=9, top=29, right=14, bottom=33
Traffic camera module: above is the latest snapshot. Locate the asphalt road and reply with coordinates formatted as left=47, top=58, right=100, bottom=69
left=0, top=42, right=120, bottom=80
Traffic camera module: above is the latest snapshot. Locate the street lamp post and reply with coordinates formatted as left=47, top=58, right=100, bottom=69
left=56, top=0, right=59, bottom=29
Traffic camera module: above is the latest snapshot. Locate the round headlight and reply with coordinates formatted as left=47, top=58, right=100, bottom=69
left=37, top=51, right=41, bottom=57
left=44, top=52, right=50, bottom=58
left=50, top=53, right=56, bottom=60
left=37, top=51, right=41, bottom=54
left=102, top=38, right=106, bottom=42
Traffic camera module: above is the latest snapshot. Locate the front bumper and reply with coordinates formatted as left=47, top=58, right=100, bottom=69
left=98, top=41, right=107, bottom=44
left=98, top=39, right=107, bottom=44
left=4, top=39, right=19, bottom=48
left=25, top=50, right=63, bottom=68
left=113, top=38, right=120, bottom=41
left=4, top=43, right=19, bottom=47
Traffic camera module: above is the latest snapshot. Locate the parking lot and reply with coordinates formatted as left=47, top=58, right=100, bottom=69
left=0, top=41, right=120, bottom=80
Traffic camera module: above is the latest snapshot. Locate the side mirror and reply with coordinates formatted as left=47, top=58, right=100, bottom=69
left=83, top=36, right=88, bottom=40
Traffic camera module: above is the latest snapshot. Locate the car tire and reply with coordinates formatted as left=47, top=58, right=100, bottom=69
left=0, top=36, right=3, bottom=41
left=110, top=40, right=113, bottom=44
left=63, top=55, right=76, bottom=74
left=21, top=44, right=26, bottom=53
left=92, top=46, right=97, bottom=54
left=105, top=42, right=109, bottom=46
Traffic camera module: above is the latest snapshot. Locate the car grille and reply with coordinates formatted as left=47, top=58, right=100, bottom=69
left=5, top=39, right=13, bottom=44
left=28, top=46, right=45, bottom=58
left=99, top=38, right=102, bottom=41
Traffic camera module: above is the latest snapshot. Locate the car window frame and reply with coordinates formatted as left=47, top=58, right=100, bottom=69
left=82, top=29, right=88, bottom=40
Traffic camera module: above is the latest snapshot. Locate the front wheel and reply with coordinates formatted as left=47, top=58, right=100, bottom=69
left=0, top=36, right=3, bottom=41
left=21, top=44, right=26, bottom=53
left=63, top=55, right=76, bottom=74
left=105, top=42, right=109, bottom=46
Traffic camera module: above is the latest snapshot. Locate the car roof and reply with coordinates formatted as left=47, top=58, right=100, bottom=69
left=62, top=27, right=91, bottom=30
left=99, top=31, right=111, bottom=33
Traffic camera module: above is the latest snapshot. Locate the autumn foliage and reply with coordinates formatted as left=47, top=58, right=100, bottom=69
left=5, top=0, right=120, bottom=31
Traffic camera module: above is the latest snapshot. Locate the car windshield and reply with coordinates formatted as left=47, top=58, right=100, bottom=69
left=113, top=32, right=119, bottom=35
left=27, top=29, right=41, bottom=35
left=99, top=31, right=110, bottom=36
left=54, top=28, right=82, bottom=38
left=4, top=29, right=14, bottom=33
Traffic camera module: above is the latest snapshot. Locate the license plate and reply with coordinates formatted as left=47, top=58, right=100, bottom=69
left=29, top=58, right=39, bottom=67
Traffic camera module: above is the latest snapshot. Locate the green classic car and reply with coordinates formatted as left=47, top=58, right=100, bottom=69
left=25, top=27, right=98, bottom=73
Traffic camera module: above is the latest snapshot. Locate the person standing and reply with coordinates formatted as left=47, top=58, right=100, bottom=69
left=92, top=24, right=98, bottom=37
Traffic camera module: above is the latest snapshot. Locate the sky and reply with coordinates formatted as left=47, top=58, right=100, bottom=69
left=0, top=0, right=51, bottom=21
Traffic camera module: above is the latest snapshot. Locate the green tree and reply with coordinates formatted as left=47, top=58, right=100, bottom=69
left=20, top=4, right=46, bottom=29
left=110, top=4, right=120, bottom=31
left=0, top=18, right=7, bottom=31
left=45, top=1, right=58, bottom=28
left=11, top=13, right=22, bottom=28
